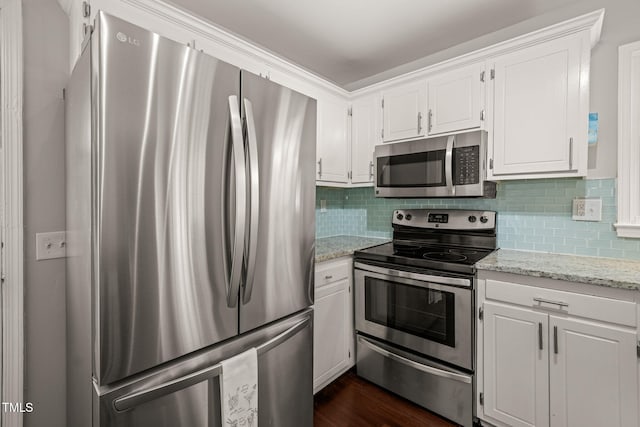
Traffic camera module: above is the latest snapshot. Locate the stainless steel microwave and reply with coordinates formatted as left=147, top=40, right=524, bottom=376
left=374, top=130, right=496, bottom=198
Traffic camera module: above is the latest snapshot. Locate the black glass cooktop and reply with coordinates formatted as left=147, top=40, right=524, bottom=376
left=354, top=241, right=494, bottom=275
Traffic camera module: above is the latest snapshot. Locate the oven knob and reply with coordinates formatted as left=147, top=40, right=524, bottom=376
left=468, top=215, right=477, bottom=223
left=480, top=216, right=488, bottom=223
left=405, top=214, right=412, bottom=221
left=396, top=213, right=404, bottom=220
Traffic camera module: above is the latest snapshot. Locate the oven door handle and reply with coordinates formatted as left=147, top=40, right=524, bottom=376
left=358, top=336, right=472, bottom=384
left=353, top=262, right=471, bottom=288
left=445, top=135, right=455, bottom=196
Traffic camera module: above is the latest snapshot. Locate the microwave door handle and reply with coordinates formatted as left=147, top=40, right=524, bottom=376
left=445, top=135, right=455, bottom=196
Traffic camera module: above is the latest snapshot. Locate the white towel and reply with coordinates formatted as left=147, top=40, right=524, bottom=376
left=220, top=347, right=258, bottom=427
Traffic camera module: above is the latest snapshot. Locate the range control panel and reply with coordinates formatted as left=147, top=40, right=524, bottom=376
left=393, top=209, right=496, bottom=230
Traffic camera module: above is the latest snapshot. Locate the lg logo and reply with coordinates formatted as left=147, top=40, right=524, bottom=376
left=116, top=32, right=140, bottom=47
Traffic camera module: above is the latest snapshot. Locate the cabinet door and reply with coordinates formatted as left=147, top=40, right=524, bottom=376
left=549, top=316, right=638, bottom=427
left=317, top=97, right=350, bottom=183
left=351, top=95, right=377, bottom=184
left=427, top=63, right=484, bottom=135
left=382, top=81, right=426, bottom=142
left=484, top=302, right=549, bottom=427
left=313, top=278, right=351, bottom=393
left=490, top=35, right=583, bottom=176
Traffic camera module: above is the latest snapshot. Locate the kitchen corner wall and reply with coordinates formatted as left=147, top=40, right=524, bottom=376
left=23, top=1, right=69, bottom=426
left=316, top=178, right=640, bottom=260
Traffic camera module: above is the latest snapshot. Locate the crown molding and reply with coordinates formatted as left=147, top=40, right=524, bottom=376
left=99, top=0, right=349, bottom=98
left=57, top=0, right=73, bottom=15
left=351, top=8, right=605, bottom=97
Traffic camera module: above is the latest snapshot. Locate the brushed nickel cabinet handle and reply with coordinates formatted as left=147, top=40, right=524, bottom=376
left=538, top=322, right=543, bottom=351
left=569, top=137, right=574, bottom=170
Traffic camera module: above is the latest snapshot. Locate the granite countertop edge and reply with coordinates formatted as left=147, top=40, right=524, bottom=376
left=315, top=235, right=390, bottom=263
left=476, top=249, right=640, bottom=291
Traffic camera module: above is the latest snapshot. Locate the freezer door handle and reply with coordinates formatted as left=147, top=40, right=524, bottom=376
left=112, top=315, right=311, bottom=412
left=226, top=95, right=247, bottom=308
left=242, top=98, right=260, bottom=304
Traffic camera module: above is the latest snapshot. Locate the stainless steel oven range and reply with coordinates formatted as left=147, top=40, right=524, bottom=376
left=354, top=209, right=497, bottom=427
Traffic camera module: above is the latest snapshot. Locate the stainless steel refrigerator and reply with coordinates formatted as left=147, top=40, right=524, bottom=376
left=65, top=12, right=316, bottom=427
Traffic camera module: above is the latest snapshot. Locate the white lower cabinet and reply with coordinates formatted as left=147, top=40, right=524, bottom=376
left=479, top=277, right=639, bottom=427
left=484, top=301, right=549, bottom=427
left=549, top=316, right=638, bottom=427
left=313, top=257, right=354, bottom=393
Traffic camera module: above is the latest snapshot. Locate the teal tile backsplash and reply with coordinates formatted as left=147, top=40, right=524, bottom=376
left=316, top=178, right=640, bottom=260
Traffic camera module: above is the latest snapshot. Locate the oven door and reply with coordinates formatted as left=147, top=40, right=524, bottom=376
left=354, top=261, right=473, bottom=370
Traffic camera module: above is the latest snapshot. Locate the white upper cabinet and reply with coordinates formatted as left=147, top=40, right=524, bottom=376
left=381, top=81, right=426, bottom=142
left=317, top=97, right=350, bottom=184
left=427, top=63, right=485, bottom=135
left=488, top=33, right=588, bottom=179
left=350, top=95, right=378, bottom=184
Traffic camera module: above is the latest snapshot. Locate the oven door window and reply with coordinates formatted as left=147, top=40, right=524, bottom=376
left=364, top=277, right=455, bottom=347
left=377, top=150, right=446, bottom=187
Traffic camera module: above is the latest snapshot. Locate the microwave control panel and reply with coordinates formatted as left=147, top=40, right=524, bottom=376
left=453, top=146, right=479, bottom=185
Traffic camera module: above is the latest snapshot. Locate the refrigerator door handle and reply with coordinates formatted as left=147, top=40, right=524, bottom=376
left=112, top=315, right=311, bottom=412
left=226, top=95, right=247, bottom=308
left=242, top=98, right=260, bottom=304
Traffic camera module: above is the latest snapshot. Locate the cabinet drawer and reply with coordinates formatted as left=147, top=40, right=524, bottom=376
left=485, top=279, right=637, bottom=327
left=315, top=259, right=350, bottom=288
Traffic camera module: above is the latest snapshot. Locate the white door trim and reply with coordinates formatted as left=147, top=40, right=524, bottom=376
left=0, top=0, right=24, bottom=425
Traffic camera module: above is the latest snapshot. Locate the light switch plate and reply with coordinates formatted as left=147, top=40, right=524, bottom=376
left=36, top=231, right=67, bottom=260
left=572, top=198, right=602, bottom=221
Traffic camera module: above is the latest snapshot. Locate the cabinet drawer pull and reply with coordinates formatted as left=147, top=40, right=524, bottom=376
left=417, top=112, right=423, bottom=134
left=533, top=297, right=568, bottom=309
left=369, top=160, right=374, bottom=181
left=553, top=325, right=559, bottom=354
left=317, top=158, right=323, bottom=178
left=324, top=275, right=333, bottom=280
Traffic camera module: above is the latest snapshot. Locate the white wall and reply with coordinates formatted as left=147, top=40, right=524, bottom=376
left=23, top=0, right=68, bottom=426
left=583, top=0, right=640, bottom=178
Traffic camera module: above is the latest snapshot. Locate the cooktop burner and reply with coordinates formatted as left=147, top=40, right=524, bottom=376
left=423, top=251, right=467, bottom=262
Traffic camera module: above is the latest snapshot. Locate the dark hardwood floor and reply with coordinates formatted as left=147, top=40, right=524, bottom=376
left=313, top=370, right=457, bottom=427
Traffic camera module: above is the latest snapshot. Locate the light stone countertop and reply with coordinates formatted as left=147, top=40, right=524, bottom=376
left=316, top=235, right=390, bottom=263
left=476, top=249, right=640, bottom=290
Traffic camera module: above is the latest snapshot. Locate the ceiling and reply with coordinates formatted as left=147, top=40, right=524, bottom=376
left=168, top=0, right=584, bottom=90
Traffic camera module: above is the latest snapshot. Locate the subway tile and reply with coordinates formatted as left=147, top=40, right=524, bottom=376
left=597, top=248, right=625, bottom=258
left=316, top=178, right=639, bottom=260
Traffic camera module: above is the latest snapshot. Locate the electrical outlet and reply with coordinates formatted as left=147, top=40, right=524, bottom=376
left=572, top=198, right=602, bottom=221
left=36, top=231, right=67, bottom=260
